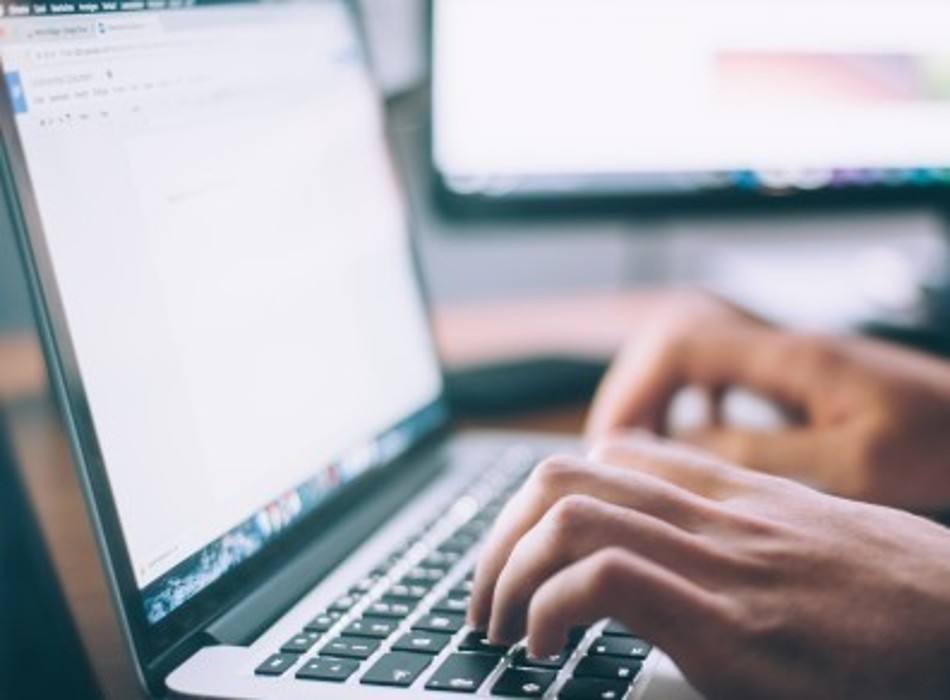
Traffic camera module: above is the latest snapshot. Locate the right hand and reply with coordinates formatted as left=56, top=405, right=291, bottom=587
left=585, top=291, right=950, bottom=510
left=469, top=434, right=950, bottom=700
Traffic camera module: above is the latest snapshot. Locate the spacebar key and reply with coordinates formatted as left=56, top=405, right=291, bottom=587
left=425, top=653, right=500, bottom=693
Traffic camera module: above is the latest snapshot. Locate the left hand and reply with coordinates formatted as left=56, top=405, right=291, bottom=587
left=467, top=434, right=950, bottom=700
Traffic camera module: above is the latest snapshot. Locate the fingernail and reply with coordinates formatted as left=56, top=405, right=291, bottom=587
left=527, top=640, right=552, bottom=660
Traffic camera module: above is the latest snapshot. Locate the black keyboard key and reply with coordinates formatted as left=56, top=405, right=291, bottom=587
left=573, top=656, right=642, bottom=682
left=491, top=667, right=557, bottom=697
left=439, top=533, right=478, bottom=554
left=451, top=579, right=475, bottom=596
left=280, top=630, right=321, bottom=654
left=401, top=567, right=444, bottom=587
left=432, top=594, right=470, bottom=614
left=366, top=599, right=415, bottom=619
left=360, top=651, right=432, bottom=687
left=422, top=551, right=462, bottom=569
left=352, top=575, right=380, bottom=593
left=392, top=631, right=452, bottom=655
left=383, top=543, right=412, bottom=565
left=320, top=636, right=380, bottom=660
left=511, top=647, right=570, bottom=669
left=387, top=583, right=429, bottom=601
left=457, top=521, right=489, bottom=539
left=588, top=635, right=652, bottom=659
left=567, top=626, right=590, bottom=647
left=344, top=617, right=400, bottom=639
left=305, top=611, right=342, bottom=632
left=602, top=620, right=635, bottom=637
left=328, top=594, right=360, bottom=613
left=425, top=653, right=500, bottom=693
left=255, top=653, right=298, bottom=677
left=558, top=678, right=630, bottom=700
left=457, top=630, right=509, bottom=655
left=296, top=657, right=359, bottom=682
left=482, top=503, right=504, bottom=518
left=412, top=613, right=465, bottom=634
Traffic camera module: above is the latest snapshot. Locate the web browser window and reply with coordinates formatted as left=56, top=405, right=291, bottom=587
left=433, top=0, right=950, bottom=196
left=1, top=0, right=443, bottom=623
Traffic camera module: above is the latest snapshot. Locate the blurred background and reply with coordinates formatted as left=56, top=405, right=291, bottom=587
left=364, top=0, right=950, bottom=357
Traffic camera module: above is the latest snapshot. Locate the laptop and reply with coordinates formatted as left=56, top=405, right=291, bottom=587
left=0, top=411, right=102, bottom=700
left=0, top=1, right=702, bottom=698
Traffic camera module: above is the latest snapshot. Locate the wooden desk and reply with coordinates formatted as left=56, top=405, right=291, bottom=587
left=0, top=294, right=631, bottom=699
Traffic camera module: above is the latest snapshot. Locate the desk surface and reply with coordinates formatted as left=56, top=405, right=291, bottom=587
left=0, top=294, right=624, bottom=700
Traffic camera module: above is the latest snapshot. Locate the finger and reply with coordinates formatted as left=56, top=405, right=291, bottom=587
left=525, top=547, right=729, bottom=660
left=585, top=327, right=804, bottom=441
left=488, top=494, right=713, bottom=645
left=585, top=337, right=679, bottom=438
left=468, top=455, right=718, bottom=628
left=589, top=431, right=748, bottom=499
left=681, top=427, right=834, bottom=488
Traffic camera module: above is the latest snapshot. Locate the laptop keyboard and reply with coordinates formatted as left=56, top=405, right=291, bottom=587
left=254, top=447, right=653, bottom=698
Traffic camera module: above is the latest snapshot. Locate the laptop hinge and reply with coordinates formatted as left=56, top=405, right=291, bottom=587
left=203, top=437, right=449, bottom=647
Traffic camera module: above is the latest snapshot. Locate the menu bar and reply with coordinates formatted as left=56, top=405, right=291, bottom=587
left=0, top=0, right=250, bottom=17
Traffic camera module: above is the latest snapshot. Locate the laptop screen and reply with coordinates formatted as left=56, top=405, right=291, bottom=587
left=0, top=0, right=445, bottom=627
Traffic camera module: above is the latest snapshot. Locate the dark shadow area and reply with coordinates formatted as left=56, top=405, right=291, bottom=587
left=0, top=413, right=101, bottom=700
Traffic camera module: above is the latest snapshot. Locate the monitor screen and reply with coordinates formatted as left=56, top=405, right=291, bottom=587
left=432, top=0, right=950, bottom=210
left=0, top=0, right=445, bottom=627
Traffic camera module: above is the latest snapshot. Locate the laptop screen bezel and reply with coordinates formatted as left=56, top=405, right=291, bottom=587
left=0, top=0, right=453, bottom=692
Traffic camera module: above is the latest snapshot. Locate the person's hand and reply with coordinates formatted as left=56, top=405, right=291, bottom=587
left=468, top=435, right=950, bottom=700
left=585, top=291, right=950, bottom=510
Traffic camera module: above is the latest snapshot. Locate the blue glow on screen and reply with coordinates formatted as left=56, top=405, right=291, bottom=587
left=141, top=403, right=446, bottom=625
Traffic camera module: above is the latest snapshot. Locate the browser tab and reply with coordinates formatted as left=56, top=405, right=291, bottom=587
left=93, top=14, right=158, bottom=34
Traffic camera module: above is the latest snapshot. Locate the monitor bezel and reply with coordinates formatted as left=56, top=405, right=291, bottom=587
left=0, top=0, right=453, bottom=692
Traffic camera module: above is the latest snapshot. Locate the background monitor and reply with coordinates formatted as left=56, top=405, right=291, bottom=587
left=431, top=0, right=950, bottom=215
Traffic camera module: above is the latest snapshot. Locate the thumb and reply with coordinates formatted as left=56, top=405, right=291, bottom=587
left=678, top=427, right=831, bottom=486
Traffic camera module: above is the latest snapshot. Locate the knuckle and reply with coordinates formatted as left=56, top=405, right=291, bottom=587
left=734, top=600, right=790, bottom=647
left=664, top=288, right=718, bottom=318
left=657, top=289, right=729, bottom=332
left=531, top=455, right=583, bottom=494
left=723, top=507, right=786, bottom=539
left=587, top=547, right=629, bottom=596
left=786, top=331, right=841, bottom=370
left=648, top=320, right=690, bottom=354
left=589, top=438, right=623, bottom=463
left=507, top=531, right=536, bottom=566
left=545, top=494, right=597, bottom=533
